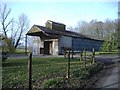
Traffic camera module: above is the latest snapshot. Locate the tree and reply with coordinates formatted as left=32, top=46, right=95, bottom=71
left=0, top=4, right=14, bottom=53
left=0, top=4, right=29, bottom=53
left=0, top=4, right=13, bottom=37
left=101, top=19, right=118, bottom=51
left=14, top=13, right=29, bottom=49
left=1, top=35, right=14, bottom=53
left=68, top=19, right=103, bottom=39
left=68, top=19, right=118, bottom=51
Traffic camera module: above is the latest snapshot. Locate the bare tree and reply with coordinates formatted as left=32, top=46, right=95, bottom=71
left=14, top=13, right=29, bottom=49
left=68, top=19, right=118, bottom=51
left=0, top=4, right=13, bottom=37
left=0, top=4, right=30, bottom=52
left=68, top=19, right=117, bottom=40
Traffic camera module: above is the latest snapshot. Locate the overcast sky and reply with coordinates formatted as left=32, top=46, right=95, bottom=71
left=1, top=0, right=119, bottom=29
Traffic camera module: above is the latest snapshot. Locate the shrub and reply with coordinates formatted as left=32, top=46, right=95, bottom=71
left=79, top=70, right=90, bottom=80
left=72, top=69, right=81, bottom=77
left=72, top=62, right=104, bottom=80
left=72, top=68, right=89, bottom=80
left=86, top=62, right=104, bottom=77
left=2, top=51, right=8, bottom=62
left=2, top=36, right=15, bottom=53
left=42, top=77, right=63, bottom=88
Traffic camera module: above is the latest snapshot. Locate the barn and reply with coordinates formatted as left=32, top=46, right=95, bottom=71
left=26, top=20, right=103, bottom=55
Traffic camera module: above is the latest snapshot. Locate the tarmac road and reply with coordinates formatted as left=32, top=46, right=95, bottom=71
left=94, top=63, right=120, bottom=89
left=95, top=54, right=120, bottom=64
left=94, top=54, right=120, bottom=89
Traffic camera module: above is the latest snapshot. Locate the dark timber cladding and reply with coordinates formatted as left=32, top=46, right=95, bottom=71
left=26, top=20, right=104, bottom=55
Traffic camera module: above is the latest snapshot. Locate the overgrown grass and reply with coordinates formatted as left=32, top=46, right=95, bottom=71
left=2, top=57, right=81, bottom=88
left=94, top=49, right=119, bottom=55
left=14, top=49, right=27, bottom=54
left=2, top=57, right=103, bottom=88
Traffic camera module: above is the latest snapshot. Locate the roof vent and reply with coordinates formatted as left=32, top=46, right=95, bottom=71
left=45, top=20, right=66, bottom=31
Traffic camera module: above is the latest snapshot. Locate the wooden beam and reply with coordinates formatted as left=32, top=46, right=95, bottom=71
left=28, top=53, right=32, bottom=90
left=25, top=35, right=27, bottom=54
left=66, top=50, right=70, bottom=78
left=92, top=48, right=95, bottom=64
left=84, top=48, right=86, bottom=69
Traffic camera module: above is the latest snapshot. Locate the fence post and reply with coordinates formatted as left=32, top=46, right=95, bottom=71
left=25, top=35, right=27, bottom=54
left=92, top=48, right=95, bottom=64
left=71, top=49, right=73, bottom=59
left=64, top=48, right=66, bottom=58
left=28, top=53, right=32, bottom=90
left=66, top=50, right=70, bottom=78
left=80, top=51, right=83, bottom=61
left=84, top=49, right=86, bottom=69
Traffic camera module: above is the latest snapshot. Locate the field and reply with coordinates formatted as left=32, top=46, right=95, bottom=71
left=2, top=57, right=103, bottom=89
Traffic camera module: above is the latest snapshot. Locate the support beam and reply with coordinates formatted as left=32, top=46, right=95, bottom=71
left=66, top=50, right=70, bottom=78
left=28, top=53, right=32, bottom=90
left=25, top=35, right=27, bottom=54
left=71, top=49, right=73, bottom=59
left=92, top=48, right=95, bottom=64
left=84, top=48, right=86, bottom=69
left=80, top=51, right=83, bottom=61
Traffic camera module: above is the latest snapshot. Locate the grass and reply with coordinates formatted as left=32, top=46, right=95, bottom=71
left=95, top=49, right=119, bottom=55
left=2, top=53, right=106, bottom=88
left=2, top=57, right=85, bottom=88
left=74, top=49, right=119, bottom=57
left=14, top=49, right=28, bottom=54
left=2, top=49, right=118, bottom=88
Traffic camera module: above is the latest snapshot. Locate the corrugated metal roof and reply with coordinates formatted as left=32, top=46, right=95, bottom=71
left=35, top=25, right=90, bottom=39
left=27, top=25, right=104, bottom=41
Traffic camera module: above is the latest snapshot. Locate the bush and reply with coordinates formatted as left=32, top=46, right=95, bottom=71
left=2, top=51, right=8, bottom=62
left=72, top=62, right=104, bottom=80
left=42, top=77, right=63, bottom=88
left=72, top=69, right=81, bottom=77
left=86, top=62, right=104, bottom=77
left=79, top=70, right=90, bottom=80
left=2, top=36, right=15, bottom=53
left=72, top=68, right=89, bottom=80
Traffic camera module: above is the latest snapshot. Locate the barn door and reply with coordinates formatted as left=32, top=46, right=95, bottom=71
left=44, top=41, right=52, bottom=55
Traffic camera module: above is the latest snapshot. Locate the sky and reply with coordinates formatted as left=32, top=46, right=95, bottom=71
left=1, top=0, right=119, bottom=29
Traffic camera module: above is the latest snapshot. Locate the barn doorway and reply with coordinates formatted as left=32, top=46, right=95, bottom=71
left=44, top=41, right=53, bottom=55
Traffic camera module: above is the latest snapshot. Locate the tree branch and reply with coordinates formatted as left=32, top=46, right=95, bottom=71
left=5, top=18, right=13, bottom=30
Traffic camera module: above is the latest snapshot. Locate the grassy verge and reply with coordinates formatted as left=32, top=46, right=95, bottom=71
left=95, top=49, right=119, bottom=55
left=14, top=49, right=28, bottom=54
left=2, top=57, right=104, bottom=89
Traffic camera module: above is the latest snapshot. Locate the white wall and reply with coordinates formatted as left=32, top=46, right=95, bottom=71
left=32, top=37, right=41, bottom=55
left=52, top=39, right=58, bottom=55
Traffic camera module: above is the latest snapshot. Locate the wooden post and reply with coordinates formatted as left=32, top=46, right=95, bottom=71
left=80, top=51, right=83, bottom=61
left=92, top=48, right=95, bottom=64
left=28, top=53, right=32, bottom=90
left=25, top=35, right=27, bottom=54
left=90, top=53, right=93, bottom=65
left=64, top=48, right=66, bottom=58
left=99, top=49, right=100, bottom=54
left=71, top=49, right=73, bottom=59
left=84, top=49, right=86, bottom=69
left=67, top=50, right=70, bottom=78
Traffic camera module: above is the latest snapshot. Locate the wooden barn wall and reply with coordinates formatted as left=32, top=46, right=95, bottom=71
left=72, top=37, right=103, bottom=51
left=58, top=36, right=72, bottom=54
